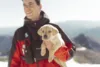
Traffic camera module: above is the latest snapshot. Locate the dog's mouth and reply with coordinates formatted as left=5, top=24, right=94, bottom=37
left=43, top=35, right=48, bottom=39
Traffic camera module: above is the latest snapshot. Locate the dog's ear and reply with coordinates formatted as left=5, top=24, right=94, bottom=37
left=37, top=27, right=42, bottom=36
left=52, top=27, right=59, bottom=35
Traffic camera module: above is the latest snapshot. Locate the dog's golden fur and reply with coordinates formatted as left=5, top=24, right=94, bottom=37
left=38, top=24, right=67, bottom=67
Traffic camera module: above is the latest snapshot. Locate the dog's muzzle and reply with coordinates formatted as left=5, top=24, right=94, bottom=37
left=44, top=35, right=48, bottom=39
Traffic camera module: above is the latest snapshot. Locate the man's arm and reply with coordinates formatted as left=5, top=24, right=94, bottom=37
left=54, top=25, right=76, bottom=61
left=8, top=30, right=21, bottom=67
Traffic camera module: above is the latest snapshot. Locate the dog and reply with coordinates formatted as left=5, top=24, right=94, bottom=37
left=37, top=24, right=67, bottom=67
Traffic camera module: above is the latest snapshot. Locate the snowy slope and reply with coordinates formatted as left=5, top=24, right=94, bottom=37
left=67, top=59, right=100, bottom=67
left=1, top=59, right=100, bottom=67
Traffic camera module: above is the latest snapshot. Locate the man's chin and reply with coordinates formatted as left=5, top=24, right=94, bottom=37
left=27, top=16, right=33, bottom=20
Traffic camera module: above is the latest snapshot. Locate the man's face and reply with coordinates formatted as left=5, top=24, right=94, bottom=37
left=23, top=0, right=42, bottom=21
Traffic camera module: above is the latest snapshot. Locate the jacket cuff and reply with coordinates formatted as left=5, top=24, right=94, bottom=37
left=54, top=46, right=70, bottom=62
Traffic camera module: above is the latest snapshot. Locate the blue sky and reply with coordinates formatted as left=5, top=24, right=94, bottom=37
left=0, top=0, right=100, bottom=28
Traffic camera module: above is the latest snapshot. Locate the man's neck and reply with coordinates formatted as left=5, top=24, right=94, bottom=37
left=30, top=14, right=41, bottom=22
left=31, top=17, right=40, bottom=21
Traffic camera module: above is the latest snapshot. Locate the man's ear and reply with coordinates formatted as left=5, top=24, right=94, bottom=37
left=37, top=27, right=42, bottom=36
left=52, top=27, right=59, bottom=35
left=40, top=4, right=42, bottom=9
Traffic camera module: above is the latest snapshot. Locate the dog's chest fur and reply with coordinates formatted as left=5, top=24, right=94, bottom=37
left=49, top=33, right=65, bottom=51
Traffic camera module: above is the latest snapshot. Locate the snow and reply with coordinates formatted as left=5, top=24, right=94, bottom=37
left=0, top=61, right=8, bottom=67
left=0, top=59, right=100, bottom=67
left=67, top=59, right=100, bottom=67
left=76, top=47, right=87, bottom=51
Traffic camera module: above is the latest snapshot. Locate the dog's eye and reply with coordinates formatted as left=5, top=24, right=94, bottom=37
left=42, top=31, right=44, bottom=33
left=48, top=30, right=51, bottom=33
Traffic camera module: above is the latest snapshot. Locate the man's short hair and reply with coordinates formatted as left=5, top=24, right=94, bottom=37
left=22, top=0, right=40, bottom=5
left=35, top=0, right=40, bottom=5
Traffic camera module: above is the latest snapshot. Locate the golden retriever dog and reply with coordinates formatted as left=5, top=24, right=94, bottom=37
left=38, top=24, right=66, bottom=67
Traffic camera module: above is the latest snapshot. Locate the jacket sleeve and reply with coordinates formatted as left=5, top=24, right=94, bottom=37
left=8, top=29, right=21, bottom=67
left=54, top=25, right=76, bottom=61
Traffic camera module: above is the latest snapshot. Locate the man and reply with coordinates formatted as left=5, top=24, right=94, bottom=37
left=8, top=0, right=76, bottom=67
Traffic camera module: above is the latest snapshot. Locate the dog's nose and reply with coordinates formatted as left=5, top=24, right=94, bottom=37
left=44, top=35, right=47, bottom=39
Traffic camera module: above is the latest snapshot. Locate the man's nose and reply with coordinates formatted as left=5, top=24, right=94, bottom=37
left=24, top=7, right=30, bottom=11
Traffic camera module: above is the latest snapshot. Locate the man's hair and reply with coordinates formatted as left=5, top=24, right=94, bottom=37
left=22, top=0, right=40, bottom=5
left=35, top=0, right=40, bottom=5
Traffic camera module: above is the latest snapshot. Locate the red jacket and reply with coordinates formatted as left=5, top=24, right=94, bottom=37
left=8, top=30, right=74, bottom=67
left=9, top=40, right=72, bottom=67
left=8, top=14, right=75, bottom=67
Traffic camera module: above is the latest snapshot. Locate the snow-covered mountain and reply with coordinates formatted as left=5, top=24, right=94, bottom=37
left=73, top=34, right=100, bottom=52
left=73, top=34, right=100, bottom=64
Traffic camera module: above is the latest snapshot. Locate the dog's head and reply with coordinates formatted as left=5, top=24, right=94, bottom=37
left=38, top=24, right=59, bottom=40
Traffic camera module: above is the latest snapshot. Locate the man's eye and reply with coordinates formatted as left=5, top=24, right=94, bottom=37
left=29, top=2, right=34, bottom=6
left=29, top=3, right=33, bottom=5
left=23, top=2, right=34, bottom=8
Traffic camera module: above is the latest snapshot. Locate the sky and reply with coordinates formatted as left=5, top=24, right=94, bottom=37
left=0, top=0, right=100, bottom=28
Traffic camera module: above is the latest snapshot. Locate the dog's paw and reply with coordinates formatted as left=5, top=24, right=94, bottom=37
left=48, top=57, right=53, bottom=62
left=48, top=59, right=52, bottom=63
left=41, top=50, right=46, bottom=56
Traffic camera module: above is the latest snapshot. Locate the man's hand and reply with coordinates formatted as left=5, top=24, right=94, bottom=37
left=43, top=41, right=53, bottom=51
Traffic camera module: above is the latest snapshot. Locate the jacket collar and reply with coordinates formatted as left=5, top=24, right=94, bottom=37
left=24, top=11, right=50, bottom=28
